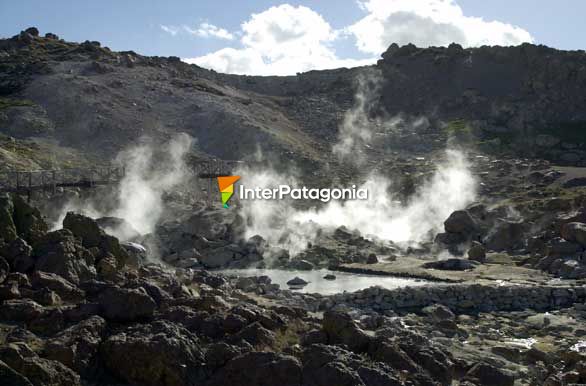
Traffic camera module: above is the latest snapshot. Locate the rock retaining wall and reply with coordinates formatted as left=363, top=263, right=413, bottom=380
left=322, top=284, right=586, bottom=314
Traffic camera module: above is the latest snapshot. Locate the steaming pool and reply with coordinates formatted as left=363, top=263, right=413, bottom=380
left=217, top=269, right=430, bottom=295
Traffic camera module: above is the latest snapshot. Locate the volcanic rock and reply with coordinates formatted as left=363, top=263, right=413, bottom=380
left=0, top=256, right=8, bottom=283
left=30, top=271, right=85, bottom=302
left=2, top=238, right=34, bottom=272
left=287, top=277, right=308, bottom=286
left=62, top=212, right=130, bottom=266
left=0, top=342, right=81, bottom=386
left=484, top=219, right=525, bottom=251
left=0, top=299, right=46, bottom=322
left=101, top=320, right=205, bottom=386
left=0, top=193, right=17, bottom=242
left=44, top=316, right=106, bottom=375
left=462, top=362, right=515, bottom=386
left=207, top=352, right=302, bottom=386
left=423, top=258, right=478, bottom=271
left=0, top=359, right=33, bottom=386
left=467, top=241, right=486, bottom=263
left=32, top=229, right=96, bottom=284
left=322, top=311, right=372, bottom=353
left=232, top=321, right=276, bottom=348
left=561, top=222, right=586, bottom=247
left=98, top=286, right=156, bottom=321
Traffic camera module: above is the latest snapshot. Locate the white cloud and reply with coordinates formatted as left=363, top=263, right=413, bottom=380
left=160, top=25, right=179, bottom=36
left=182, top=1, right=535, bottom=75
left=160, top=22, right=234, bottom=40
left=349, top=0, right=534, bottom=54
left=184, top=4, right=376, bottom=75
left=186, top=22, right=234, bottom=40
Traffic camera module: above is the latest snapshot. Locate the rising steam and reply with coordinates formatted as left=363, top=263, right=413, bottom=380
left=332, top=68, right=382, bottom=164
left=237, top=149, right=476, bottom=254
left=237, top=66, right=477, bottom=255
left=112, top=133, right=193, bottom=235
left=292, top=149, right=476, bottom=243
left=51, top=133, right=193, bottom=240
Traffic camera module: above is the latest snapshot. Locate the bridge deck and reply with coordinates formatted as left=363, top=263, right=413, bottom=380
left=0, top=159, right=244, bottom=203
left=0, top=167, right=126, bottom=195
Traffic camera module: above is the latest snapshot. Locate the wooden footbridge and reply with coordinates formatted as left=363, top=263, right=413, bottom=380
left=0, top=159, right=244, bottom=202
left=0, top=167, right=126, bottom=197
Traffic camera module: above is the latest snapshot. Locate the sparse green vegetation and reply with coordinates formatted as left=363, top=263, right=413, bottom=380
left=0, top=97, right=35, bottom=110
left=0, top=136, right=99, bottom=171
left=444, top=119, right=472, bottom=136
left=538, top=121, right=586, bottom=144
left=273, top=320, right=305, bottom=351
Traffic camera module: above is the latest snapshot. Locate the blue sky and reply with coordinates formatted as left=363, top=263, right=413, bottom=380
left=1, top=0, right=583, bottom=75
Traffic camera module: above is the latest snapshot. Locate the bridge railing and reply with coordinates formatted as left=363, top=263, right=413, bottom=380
left=0, top=166, right=126, bottom=193
left=0, top=159, right=245, bottom=205
left=190, top=159, right=244, bottom=203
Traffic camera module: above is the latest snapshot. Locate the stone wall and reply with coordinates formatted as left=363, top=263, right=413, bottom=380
left=321, top=283, right=586, bottom=315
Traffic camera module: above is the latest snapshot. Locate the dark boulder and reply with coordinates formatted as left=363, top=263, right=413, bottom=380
left=43, top=316, right=106, bottom=376
left=0, top=342, right=81, bottom=386
left=561, top=222, right=586, bottom=246
left=12, top=194, right=48, bottom=245
left=24, top=27, right=39, bottom=37
left=101, top=320, right=205, bottom=386
left=484, top=219, right=525, bottom=251
left=32, top=229, right=96, bottom=284
left=444, top=210, right=478, bottom=235
left=0, top=193, right=17, bottom=242
left=30, top=271, right=85, bottom=302
left=63, top=212, right=130, bottom=266
left=207, top=352, right=302, bottom=386
left=0, top=359, right=34, bottom=386
left=62, top=212, right=102, bottom=247
left=0, top=299, right=46, bottom=322
left=98, top=286, right=156, bottom=322
left=287, top=276, right=308, bottom=287
left=301, top=344, right=366, bottom=386
left=0, top=256, right=9, bottom=283
left=462, top=362, right=514, bottom=386
left=95, top=216, right=141, bottom=240
left=422, top=304, right=456, bottom=323
left=2, top=238, right=34, bottom=272
left=423, top=258, right=478, bottom=271
left=204, top=342, right=246, bottom=369
left=322, top=311, right=372, bottom=353
left=231, top=321, right=276, bottom=348
left=467, top=241, right=486, bottom=263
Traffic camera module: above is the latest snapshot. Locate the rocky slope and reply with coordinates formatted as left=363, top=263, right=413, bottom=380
left=1, top=193, right=586, bottom=386
left=3, top=26, right=586, bottom=386
left=3, top=27, right=586, bottom=172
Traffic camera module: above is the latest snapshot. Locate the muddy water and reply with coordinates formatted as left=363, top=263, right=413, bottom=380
left=218, top=268, right=431, bottom=295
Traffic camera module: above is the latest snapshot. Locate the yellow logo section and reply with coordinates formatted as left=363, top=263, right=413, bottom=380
left=217, top=176, right=240, bottom=208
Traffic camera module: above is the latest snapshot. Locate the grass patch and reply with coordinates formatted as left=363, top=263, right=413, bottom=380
left=0, top=137, right=99, bottom=171
left=0, top=97, right=35, bottom=110
left=273, top=319, right=306, bottom=351
left=444, top=119, right=472, bottom=136
left=537, top=121, right=586, bottom=145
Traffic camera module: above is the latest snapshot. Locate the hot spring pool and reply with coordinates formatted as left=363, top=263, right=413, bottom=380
left=217, top=268, right=430, bottom=295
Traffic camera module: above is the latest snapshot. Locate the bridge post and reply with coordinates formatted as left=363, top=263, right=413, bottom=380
left=27, top=172, right=32, bottom=202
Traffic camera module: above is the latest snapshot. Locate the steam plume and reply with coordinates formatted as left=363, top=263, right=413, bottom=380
left=112, top=133, right=193, bottom=235
left=237, top=149, right=476, bottom=254
left=332, top=68, right=382, bottom=164
left=236, top=66, right=477, bottom=255
left=51, top=133, right=193, bottom=240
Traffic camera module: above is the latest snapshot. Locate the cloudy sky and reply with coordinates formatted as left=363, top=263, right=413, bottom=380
left=1, top=0, right=582, bottom=75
